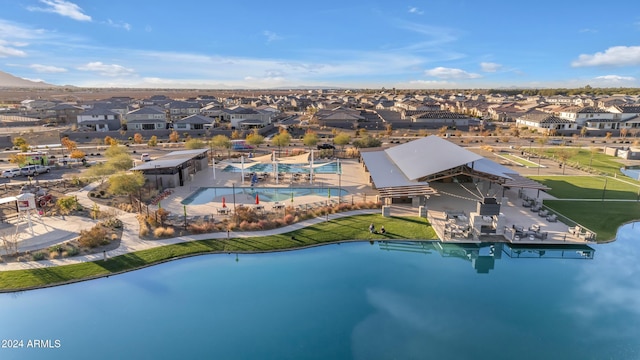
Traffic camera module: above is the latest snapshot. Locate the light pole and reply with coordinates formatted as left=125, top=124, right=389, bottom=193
left=155, top=165, right=159, bottom=190
left=338, top=158, right=342, bottom=204
left=602, top=176, right=608, bottom=202
left=537, top=154, right=542, bottom=175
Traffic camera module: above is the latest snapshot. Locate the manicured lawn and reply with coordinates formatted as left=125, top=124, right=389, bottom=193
left=529, top=175, right=640, bottom=200
left=539, top=148, right=634, bottom=177
left=0, top=214, right=436, bottom=292
left=543, top=200, right=640, bottom=241
left=501, top=154, right=540, bottom=167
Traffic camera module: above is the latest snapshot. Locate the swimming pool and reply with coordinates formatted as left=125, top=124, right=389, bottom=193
left=621, top=167, right=640, bottom=180
left=182, top=186, right=349, bottom=205
left=222, top=161, right=341, bottom=174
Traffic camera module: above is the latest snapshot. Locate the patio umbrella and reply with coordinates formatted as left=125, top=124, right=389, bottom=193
left=255, top=194, right=260, bottom=205
left=222, top=196, right=227, bottom=208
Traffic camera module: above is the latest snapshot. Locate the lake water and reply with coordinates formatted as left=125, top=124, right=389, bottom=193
left=1, top=223, right=640, bottom=359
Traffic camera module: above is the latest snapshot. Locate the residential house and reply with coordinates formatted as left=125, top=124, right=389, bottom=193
left=375, top=100, right=395, bottom=110
left=516, top=114, right=576, bottom=134
left=487, top=103, right=522, bottom=121
left=173, top=114, right=214, bottom=131
left=611, top=105, right=640, bottom=131
left=224, top=106, right=273, bottom=129
left=559, top=106, right=616, bottom=127
left=124, top=106, right=167, bottom=130
left=165, top=101, right=200, bottom=122
left=314, top=107, right=365, bottom=127
left=77, top=108, right=121, bottom=131
left=43, top=103, right=84, bottom=124
left=407, top=111, right=470, bottom=128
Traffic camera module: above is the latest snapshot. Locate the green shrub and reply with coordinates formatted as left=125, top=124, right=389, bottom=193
left=64, top=246, right=79, bottom=257
left=32, top=252, right=46, bottom=261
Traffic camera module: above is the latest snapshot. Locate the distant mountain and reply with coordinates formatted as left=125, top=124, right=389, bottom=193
left=0, top=70, right=58, bottom=88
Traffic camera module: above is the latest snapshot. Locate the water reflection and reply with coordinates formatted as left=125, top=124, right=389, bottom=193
left=379, top=240, right=595, bottom=274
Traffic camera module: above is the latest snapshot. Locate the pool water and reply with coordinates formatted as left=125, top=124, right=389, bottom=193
left=222, top=161, right=341, bottom=174
left=182, top=186, right=349, bottom=205
left=621, top=167, right=640, bottom=180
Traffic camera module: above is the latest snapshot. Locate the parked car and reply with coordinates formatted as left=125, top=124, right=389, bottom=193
left=1, top=168, right=21, bottom=178
left=317, top=143, right=335, bottom=150
left=141, top=153, right=151, bottom=162
left=20, top=165, right=51, bottom=176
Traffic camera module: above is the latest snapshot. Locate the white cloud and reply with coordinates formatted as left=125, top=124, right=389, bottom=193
left=408, top=7, right=424, bottom=15
left=424, top=67, right=481, bottom=79
left=105, top=19, right=131, bottom=31
left=572, top=46, right=640, bottom=67
left=579, top=28, right=598, bottom=33
left=595, top=75, right=635, bottom=81
left=29, top=64, right=67, bottom=73
left=0, top=44, right=27, bottom=57
left=0, top=20, right=47, bottom=40
left=77, top=62, right=134, bottom=76
left=263, top=30, right=282, bottom=43
left=480, top=62, right=502, bottom=72
left=27, top=0, right=91, bottom=22
left=592, top=75, right=637, bottom=85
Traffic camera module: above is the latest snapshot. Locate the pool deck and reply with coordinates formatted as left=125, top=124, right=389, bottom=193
left=156, top=159, right=379, bottom=217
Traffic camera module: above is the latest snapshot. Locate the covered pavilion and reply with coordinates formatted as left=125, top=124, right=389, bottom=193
left=359, top=135, right=549, bottom=205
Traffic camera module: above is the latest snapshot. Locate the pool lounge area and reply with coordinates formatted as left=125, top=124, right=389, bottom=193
left=221, top=161, right=341, bottom=174
left=182, top=186, right=349, bottom=205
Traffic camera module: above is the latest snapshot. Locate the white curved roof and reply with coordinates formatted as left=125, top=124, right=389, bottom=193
left=384, top=135, right=482, bottom=180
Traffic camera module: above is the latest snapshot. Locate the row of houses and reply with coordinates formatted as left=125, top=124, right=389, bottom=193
left=5, top=91, right=640, bottom=134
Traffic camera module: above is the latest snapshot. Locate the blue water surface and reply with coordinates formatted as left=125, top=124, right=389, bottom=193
left=182, top=186, right=349, bottom=205
left=1, top=224, right=640, bottom=360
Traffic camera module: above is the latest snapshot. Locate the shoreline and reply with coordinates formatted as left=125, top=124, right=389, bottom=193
left=0, top=213, right=438, bottom=293
left=0, top=237, right=433, bottom=294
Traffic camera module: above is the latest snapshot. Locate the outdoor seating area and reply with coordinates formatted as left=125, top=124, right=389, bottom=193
left=444, top=222, right=470, bottom=239
left=568, top=225, right=595, bottom=241
left=445, top=210, right=468, bottom=223
left=506, top=224, right=549, bottom=241
left=521, top=195, right=541, bottom=210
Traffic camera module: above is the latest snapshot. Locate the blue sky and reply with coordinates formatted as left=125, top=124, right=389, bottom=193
left=1, top=0, right=640, bottom=89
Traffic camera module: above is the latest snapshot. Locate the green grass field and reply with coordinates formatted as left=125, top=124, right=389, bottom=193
left=529, top=175, right=640, bottom=200
left=538, top=148, right=635, bottom=178
left=0, top=214, right=437, bottom=292
left=501, top=154, right=541, bottom=167
left=543, top=200, right=640, bottom=241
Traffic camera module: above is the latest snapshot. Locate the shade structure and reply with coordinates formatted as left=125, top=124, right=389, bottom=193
left=222, top=196, right=227, bottom=208
left=255, top=194, right=260, bottom=204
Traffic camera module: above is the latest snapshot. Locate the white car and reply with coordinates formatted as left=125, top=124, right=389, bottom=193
left=1, top=168, right=21, bottom=178
left=20, top=165, right=51, bottom=176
